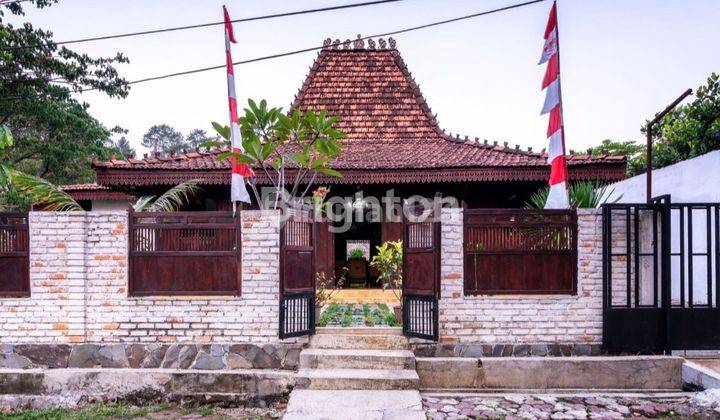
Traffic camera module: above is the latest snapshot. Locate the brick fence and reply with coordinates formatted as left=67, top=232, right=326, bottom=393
left=1, top=208, right=609, bottom=351
left=0, top=211, right=282, bottom=344
left=437, top=208, right=603, bottom=346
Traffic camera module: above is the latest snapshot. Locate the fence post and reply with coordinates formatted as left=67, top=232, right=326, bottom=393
left=660, top=196, right=672, bottom=354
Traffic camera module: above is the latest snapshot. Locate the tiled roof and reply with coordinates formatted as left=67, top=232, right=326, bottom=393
left=94, top=38, right=625, bottom=184
left=60, top=183, right=135, bottom=201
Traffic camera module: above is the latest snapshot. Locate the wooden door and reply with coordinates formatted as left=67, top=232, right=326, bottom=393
left=402, top=203, right=440, bottom=340
left=279, top=209, right=315, bottom=339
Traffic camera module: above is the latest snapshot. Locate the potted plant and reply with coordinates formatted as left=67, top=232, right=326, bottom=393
left=346, top=248, right=367, bottom=287
left=314, top=269, right=346, bottom=323
left=370, top=241, right=403, bottom=322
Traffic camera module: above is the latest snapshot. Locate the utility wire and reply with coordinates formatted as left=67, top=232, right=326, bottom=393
left=1, top=0, right=403, bottom=52
left=2, top=0, right=546, bottom=100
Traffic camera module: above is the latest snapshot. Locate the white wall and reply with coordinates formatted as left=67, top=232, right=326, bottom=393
left=605, top=150, right=720, bottom=203
left=605, top=151, right=719, bottom=307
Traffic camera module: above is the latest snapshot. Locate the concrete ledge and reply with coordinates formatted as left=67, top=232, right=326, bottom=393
left=0, top=368, right=294, bottom=405
left=683, top=361, right=720, bottom=389
left=416, top=358, right=483, bottom=389
left=417, top=356, right=684, bottom=390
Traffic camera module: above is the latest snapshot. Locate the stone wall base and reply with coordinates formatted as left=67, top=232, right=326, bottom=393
left=0, top=343, right=302, bottom=371
left=0, top=368, right=293, bottom=410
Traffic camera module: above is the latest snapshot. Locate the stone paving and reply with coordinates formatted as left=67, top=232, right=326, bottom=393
left=423, top=393, right=720, bottom=419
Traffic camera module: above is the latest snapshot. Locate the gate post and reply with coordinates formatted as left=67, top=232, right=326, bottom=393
left=658, top=195, right=672, bottom=354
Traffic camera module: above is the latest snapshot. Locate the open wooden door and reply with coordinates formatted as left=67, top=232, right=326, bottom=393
left=402, top=203, right=440, bottom=341
left=279, top=209, right=315, bottom=339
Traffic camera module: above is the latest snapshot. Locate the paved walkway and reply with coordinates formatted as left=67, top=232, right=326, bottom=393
left=423, top=392, right=720, bottom=419
left=284, top=390, right=424, bottom=419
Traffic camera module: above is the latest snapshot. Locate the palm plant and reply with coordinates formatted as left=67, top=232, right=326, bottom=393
left=10, top=171, right=83, bottom=211
left=525, top=180, right=622, bottom=209
left=10, top=169, right=200, bottom=213
left=132, top=180, right=201, bottom=212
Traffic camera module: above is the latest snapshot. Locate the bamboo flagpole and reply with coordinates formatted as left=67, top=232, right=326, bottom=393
left=539, top=1, right=569, bottom=209
left=223, top=5, right=253, bottom=216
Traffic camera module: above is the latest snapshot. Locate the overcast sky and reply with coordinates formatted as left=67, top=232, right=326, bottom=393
left=12, top=0, right=720, bottom=156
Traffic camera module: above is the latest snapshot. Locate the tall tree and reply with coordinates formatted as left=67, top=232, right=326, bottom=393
left=186, top=128, right=217, bottom=151
left=0, top=0, right=128, bottom=187
left=114, top=136, right=136, bottom=159
left=141, top=124, right=184, bottom=156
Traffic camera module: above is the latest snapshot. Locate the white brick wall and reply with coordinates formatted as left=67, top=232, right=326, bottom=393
left=0, top=213, right=87, bottom=343
left=0, top=210, right=282, bottom=344
left=439, top=208, right=603, bottom=344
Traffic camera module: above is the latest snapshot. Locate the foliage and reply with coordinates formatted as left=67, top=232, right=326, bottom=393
left=141, top=124, right=184, bottom=156
left=315, top=268, right=346, bottom=307
left=347, top=248, right=366, bottom=260
left=590, top=73, right=720, bottom=176
left=112, top=136, right=136, bottom=159
left=524, top=180, right=621, bottom=209
left=132, top=180, right=201, bottom=212
left=589, top=139, right=646, bottom=176
left=370, top=241, right=403, bottom=303
left=316, top=303, right=398, bottom=327
left=185, top=128, right=217, bottom=151
left=1, top=0, right=129, bottom=190
left=9, top=170, right=82, bottom=211
left=0, top=124, right=13, bottom=188
left=2, top=402, right=171, bottom=419
left=208, top=99, right=346, bottom=208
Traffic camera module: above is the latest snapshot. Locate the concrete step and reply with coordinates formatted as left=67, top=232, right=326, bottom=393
left=315, top=327, right=402, bottom=336
left=309, top=333, right=409, bottom=350
left=284, top=390, right=424, bottom=420
left=299, top=349, right=416, bottom=370
left=295, top=368, right=420, bottom=390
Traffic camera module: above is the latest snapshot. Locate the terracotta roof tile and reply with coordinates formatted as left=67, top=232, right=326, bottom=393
left=93, top=41, right=624, bottom=179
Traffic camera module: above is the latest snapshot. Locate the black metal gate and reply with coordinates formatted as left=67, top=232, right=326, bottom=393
left=602, top=195, right=720, bottom=352
left=402, top=202, right=440, bottom=341
left=279, top=209, right=316, bottom=339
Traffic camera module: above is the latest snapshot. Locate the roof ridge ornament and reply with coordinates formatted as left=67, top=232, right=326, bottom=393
left=353, top=34, right=365, bottom=49
left=388, top=37, right=396, bottom=49
left=378, top=38, right=387, bottom=49
left=322, top=38, right=332, bottom=49
left=332, top=39, right=341, bottom=49
left=343, top=39, right=351, bottom=49
left=367, top=38, right=376, bottom=50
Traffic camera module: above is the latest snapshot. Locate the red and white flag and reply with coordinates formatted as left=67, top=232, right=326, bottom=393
left=540, top=1, right=569, bottom=209
left=224, top=5, right=253, bottom=205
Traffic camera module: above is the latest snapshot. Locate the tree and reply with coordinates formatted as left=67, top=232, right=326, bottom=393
left=113, top=136, right=136, bottom=159
left=591, top=73, right=720, bottom=177
left=208, top=99, right=345, bottom=209
left=589, top=139, right=646, bottom=176
left=186, top=129, right=216, bottom=151
left=141, top=124, right=184, bottom=156
left=649, top=72, right=720, bottom=170
left=1, top=0, right=128, bottom=202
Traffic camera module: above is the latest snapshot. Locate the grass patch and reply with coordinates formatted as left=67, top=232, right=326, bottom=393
left=1, top=402, right=169, bottom=420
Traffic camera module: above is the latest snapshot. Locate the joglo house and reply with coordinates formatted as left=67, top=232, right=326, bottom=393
left=1, top=37, right=718, bottom=382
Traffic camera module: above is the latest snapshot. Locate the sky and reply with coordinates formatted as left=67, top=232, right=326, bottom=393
left=11, top=0, right=720, bottom=156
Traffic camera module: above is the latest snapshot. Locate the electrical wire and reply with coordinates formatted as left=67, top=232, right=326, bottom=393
left=1, top=0, right=403, bottom=52
left=2, top=0, right=547, bottom=101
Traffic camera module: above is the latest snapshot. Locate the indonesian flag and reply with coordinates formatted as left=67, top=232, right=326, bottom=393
left=224, top=5, right=253, bottom=204
left=540, top=1, right=569, bottom=209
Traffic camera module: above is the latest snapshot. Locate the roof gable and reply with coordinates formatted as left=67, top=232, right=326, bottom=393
left=93, top=37, right=625, bottom=184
